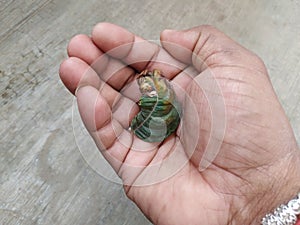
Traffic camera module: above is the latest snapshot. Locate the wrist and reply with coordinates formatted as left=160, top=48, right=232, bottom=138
left=261, top=193, right=300, bottom=224
left=259, top=149, right=300, bottom=225
left=232, top=148, right=300, bottom=224
left=256, top=149, right=300, bottom=224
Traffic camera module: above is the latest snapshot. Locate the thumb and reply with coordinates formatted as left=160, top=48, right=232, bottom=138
left=160, top=25, right=265, bottom=73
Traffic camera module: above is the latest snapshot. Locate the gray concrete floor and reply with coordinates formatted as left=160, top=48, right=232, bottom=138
left=1, top=0, right=300, bottom=224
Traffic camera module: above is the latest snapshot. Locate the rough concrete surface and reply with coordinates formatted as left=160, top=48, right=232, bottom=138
left=0, top=0, right=299, bottom=224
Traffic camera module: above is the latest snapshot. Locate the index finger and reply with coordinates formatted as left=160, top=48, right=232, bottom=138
left=91, top=23, right=186, bottom=81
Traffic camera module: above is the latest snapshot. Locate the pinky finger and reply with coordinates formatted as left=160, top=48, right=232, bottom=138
left=76, top=85, right=134, bottom=174
left=76, top=85, right=123, bottom=149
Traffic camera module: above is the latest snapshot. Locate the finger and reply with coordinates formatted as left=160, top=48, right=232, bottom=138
left=67, top=34, right=136, bottom=91
left=76, top=85, right=112, bottom=133
left=160, top=25, right=266, bottom=73
left=76, top=85, right=132, bottom=153
left=67, top=34, right=109, bottom=74
left=59, top=57, right=117, bottom=106
left=76, top=85, right=161, bottom=180
left=91, top=22, right=186, bottom=79
left=59, top=57, right=139, bottom=127
left=76, top=85, right=128, bottom=171
left=59, top=57, right=101, bottom=94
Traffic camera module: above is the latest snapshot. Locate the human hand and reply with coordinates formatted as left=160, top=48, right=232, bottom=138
left=59, top=23, right=300, bottom=224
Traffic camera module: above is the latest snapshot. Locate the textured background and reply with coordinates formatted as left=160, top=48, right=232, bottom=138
left=1, top=0, right=299, bottom=224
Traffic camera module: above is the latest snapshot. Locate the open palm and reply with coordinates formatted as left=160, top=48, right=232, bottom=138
left=59, top=23, right=300, bottom=225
